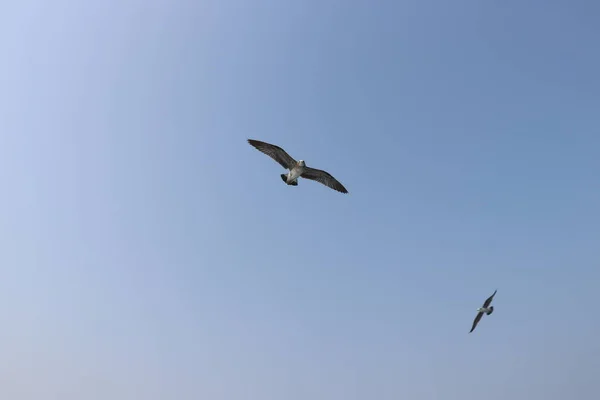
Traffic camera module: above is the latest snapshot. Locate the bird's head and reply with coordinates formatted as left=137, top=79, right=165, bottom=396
left=298, top=160, right=306, bottom=166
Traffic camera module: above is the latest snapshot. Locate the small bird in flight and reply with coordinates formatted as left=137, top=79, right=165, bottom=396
left=469, top=290, right=497, bottom=333
left=247, top=139, right=349, bottom=194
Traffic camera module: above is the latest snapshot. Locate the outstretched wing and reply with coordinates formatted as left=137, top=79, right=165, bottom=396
left=301, top=167, right=348, bottom=194
left=470, top=312, right=484, bottom=333
left=247, top=139, right=296, bottom=170
left=483, top=290, right=497, bottom=308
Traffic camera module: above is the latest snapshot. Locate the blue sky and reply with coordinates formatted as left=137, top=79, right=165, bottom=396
left=1, top=1, right=599, bottom=399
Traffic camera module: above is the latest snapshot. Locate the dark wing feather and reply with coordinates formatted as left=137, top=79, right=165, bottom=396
left=301, top=166, right=348, bottom=193
left=483, top=290, right=497, bottom=308
left=247, top=139, right=296, bottom=170
left=470, top=312, right=484, bottom=333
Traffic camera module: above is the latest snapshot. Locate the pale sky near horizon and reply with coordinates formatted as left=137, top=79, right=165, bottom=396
left=1, top=1, right=599, bottom=399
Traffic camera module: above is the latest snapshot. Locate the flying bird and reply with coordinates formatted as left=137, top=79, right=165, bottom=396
left=247, top=139, right=348, bottom=193
left=469, top=290, right=497, bottom=333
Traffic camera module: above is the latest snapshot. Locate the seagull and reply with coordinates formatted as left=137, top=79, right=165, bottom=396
left=469, top=290, right=497, bottom=333
left=247, top=139, right=348, bottom=194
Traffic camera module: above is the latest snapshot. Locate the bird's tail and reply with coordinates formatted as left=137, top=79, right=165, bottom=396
left=486, top=306, right=494, bottom=315
left=281, top=174, right=297, bottom=186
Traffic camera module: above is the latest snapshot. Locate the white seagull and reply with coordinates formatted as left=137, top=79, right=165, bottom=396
left=247, top=139, right=349, bottom=194
left=469, top=290, right=497, bottom=333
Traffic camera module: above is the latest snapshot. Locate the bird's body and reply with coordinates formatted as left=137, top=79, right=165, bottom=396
left=470, top=290, right=497, bottom=333
left=283, top=162, right=306, bottom=184
left=247, top=139, right=348, bottom=193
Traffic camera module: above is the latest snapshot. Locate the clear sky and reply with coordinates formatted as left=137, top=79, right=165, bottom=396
left=1, top=1, right=599, bottom=399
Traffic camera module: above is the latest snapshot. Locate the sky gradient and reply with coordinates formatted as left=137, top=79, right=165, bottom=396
left=1, top=1, right=599, bottom=399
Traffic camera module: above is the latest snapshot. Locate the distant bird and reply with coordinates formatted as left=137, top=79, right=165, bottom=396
left=247, top=139, right=348, bottom=194
left=469, top=290, right=497, bottom=333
